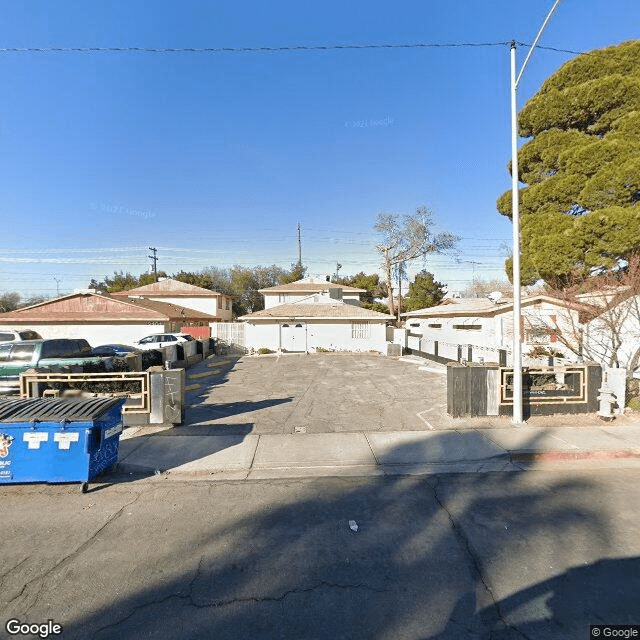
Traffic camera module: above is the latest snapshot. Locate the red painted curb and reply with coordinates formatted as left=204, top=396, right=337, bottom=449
left=510, top=450, right=640, bottom=463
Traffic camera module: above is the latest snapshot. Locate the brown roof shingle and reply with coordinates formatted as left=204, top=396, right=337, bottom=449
left=240, top=302, right=393, bottom=320
left=0, top=293, right=220, bottom=323
left=401, top=295, right=584, bottom=319
left=111, top=278, right=224, bottom=297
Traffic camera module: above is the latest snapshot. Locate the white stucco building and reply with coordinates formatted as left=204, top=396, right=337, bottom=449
left=402, top=295, right=581, bottom=363
left=111, top=278, right=233, bottom=321
left=240, top=281, right=393, bottom=353
left=259, top=279, right=366, bottom=308
left=580, top=293, right=640, bottom=370
left=0, top=291, right=219, bottom=346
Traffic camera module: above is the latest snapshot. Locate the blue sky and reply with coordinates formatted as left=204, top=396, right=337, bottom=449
left=0, top=0, right=638, bottom=298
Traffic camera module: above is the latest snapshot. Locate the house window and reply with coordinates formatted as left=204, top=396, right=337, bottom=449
left=279, top=294, right=286, bottom=303
left=452, top=324, right=482, bottom=330
left=428, top=323, right=442, bottom=329
left=526, top=329, right=551, bottom=345
left=526, top=326, right=551, bottom=345
left=352, top=322, right=370, bottom=339
left=226, top=299, right=230, bottom=310
left=409, top=322, right=420, bottom=328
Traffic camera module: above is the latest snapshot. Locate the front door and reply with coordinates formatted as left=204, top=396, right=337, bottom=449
left=280, top=323, right=306, bottom=352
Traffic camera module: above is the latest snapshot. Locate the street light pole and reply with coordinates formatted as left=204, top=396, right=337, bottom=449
left=510, top=0, right=562, bottom=425
left=510, top=41, right=524, bottom=424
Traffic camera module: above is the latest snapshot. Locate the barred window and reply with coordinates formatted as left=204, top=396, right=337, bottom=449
left=526, top=327, right=551, bottom=345
left=351, top=322, right=370, bottom=339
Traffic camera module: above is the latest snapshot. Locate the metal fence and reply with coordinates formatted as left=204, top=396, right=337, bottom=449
left=210, top=322, right=247, bottom=353
left=407, top=334, right=561, bottom=369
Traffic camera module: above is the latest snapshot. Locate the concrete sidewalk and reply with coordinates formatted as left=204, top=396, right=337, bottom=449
left=110, top=353, right=640, bottom=482
left=115, top=421, right=640, bottom=481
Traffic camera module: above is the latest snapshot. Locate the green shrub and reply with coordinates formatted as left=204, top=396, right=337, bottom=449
left=257, top=347, right=273, bottom=355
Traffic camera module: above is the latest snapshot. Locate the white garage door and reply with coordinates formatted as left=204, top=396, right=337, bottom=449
left=281, top=322, right=306, bottom=352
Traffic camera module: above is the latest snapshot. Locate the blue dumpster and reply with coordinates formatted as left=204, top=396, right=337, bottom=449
left=0, top=397, right=125, bottom=490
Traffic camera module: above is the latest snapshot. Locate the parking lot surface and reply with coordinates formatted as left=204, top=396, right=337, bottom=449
left=183, top=353, right=447, bottom=435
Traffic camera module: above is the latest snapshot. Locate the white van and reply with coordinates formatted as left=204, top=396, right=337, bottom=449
left=0, top=329, right=42, bottom=343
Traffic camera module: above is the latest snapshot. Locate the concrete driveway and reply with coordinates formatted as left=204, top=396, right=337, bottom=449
left=182, top=353, right=448, bottom=435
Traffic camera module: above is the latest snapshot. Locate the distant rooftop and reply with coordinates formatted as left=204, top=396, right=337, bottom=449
left=259, top=278, right=366, bottom=294
left=111, top=278, right=225, bottom=297
left=241, top=301, right=393, bottom=320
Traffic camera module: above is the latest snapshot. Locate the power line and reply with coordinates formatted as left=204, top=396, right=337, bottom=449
left=0, top=41, right=591, bottom=57
left=0, top=41, right=515, bottom=55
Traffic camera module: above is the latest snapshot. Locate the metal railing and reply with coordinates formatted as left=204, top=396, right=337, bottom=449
left=20, top=371, right=151, bottom=414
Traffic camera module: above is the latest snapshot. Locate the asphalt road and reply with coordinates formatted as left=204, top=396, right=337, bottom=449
left=2, top=467, right=640, bottom=639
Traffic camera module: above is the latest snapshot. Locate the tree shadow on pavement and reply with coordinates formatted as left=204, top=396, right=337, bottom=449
left=432, top=556, right=640, bottom=639
left=184, top=397, right=294, bottom=433
left=183, top=356, right=243, bottom=405
left=115, top=423, right=255, bottom=473
left=4, top=431, right=635, bottom=640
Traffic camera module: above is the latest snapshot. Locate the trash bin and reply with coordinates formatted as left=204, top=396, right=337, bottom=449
left=0, top=397, right=125, bottom=491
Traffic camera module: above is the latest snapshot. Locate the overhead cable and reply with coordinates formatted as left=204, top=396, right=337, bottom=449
left=0, top=41, right=585, bottom=56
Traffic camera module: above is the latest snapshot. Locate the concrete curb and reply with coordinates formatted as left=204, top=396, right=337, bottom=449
left=509, top=449, right=640, bottom=463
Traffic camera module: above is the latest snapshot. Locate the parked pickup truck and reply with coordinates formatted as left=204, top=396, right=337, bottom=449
left=0, top=339, right=105, bottom=393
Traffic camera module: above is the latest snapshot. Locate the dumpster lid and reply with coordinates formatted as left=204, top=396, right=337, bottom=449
left=0, top=397, right=124, bottom=423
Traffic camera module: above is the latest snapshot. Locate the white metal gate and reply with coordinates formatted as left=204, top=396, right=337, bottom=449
left=280, top=322, right=306, bottom=352
left=210, top=322, right=246, bottom=352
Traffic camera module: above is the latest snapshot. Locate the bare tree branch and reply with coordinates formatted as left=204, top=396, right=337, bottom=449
left=375, top=207, right=459, bottom=317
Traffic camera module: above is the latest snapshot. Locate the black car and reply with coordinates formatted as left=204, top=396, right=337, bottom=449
left=91, top=344, right=142, bottom=357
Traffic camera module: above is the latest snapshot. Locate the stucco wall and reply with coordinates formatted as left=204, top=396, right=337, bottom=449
left=583, top=296, right=640, bottom=369
left=245, top=320, right=388, bottom=353
left=263, top=290, right=343, bottom=309
left=143, top=295, right=232, bottom=319
left=0, top=323, right=169, bottom=346
left=406, top=316, right=502, bottom=350
left=406, top=303, right=579, bottom=359
left=307, top=321, right=387, bottom=352
left=245, top=323, right=281, bottom=350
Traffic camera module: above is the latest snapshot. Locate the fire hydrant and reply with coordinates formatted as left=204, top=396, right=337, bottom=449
left=597, top=387, right=617, bottom=421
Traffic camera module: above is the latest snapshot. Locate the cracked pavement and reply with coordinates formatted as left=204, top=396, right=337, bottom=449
left=2, top=468, right=640, bottom=639
left=183, top=354, right=448, bottom=435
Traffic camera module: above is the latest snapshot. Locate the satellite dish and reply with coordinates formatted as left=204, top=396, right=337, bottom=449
left=487, top=291, right=503, bottom=304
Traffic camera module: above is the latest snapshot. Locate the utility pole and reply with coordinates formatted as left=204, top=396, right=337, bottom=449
left=297, top=223, right=302, bottom=267
left=53, top=276, right=61, bottom=297
left=335, top=262, right=342, bottom=282
left=509, top=0, right=562, bottom=425
left=148, top=247, right=158, bottom=282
